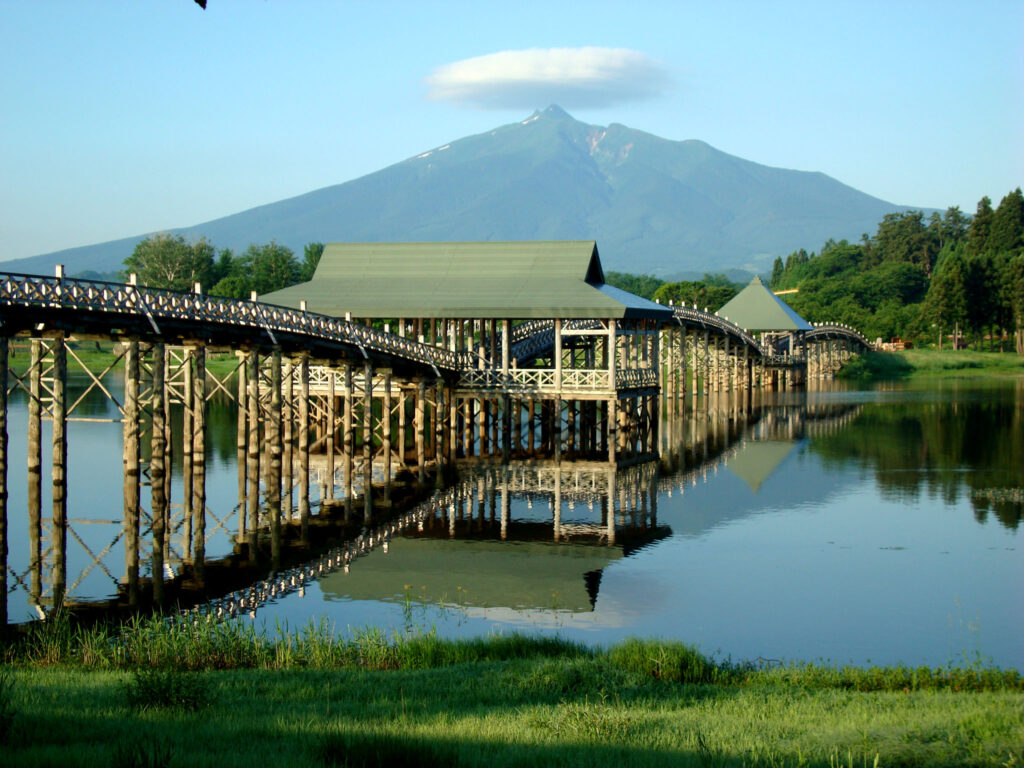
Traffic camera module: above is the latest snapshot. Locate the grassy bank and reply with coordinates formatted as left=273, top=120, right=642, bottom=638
left=838, top=348, right=1024, bottom=380
left=2, top=616, right=1021, bottom=767
left=6, top=341, right=242, bottom=377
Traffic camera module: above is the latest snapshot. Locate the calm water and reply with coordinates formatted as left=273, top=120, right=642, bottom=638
left=5, top=373, right=1022, bottom=669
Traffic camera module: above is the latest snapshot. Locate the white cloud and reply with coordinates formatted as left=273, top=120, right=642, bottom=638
left=425, top=47, right=671, bottom=110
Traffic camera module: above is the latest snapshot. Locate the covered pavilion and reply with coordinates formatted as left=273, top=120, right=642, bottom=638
left=261, top=241, right=672, bottom=463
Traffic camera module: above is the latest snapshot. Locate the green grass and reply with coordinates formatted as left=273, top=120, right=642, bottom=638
left=896, top=349, right=1024, bottom=377
left=1, top=661, right=1021, bottom=767
left=2, top=615, right=1021, bottom=767
left=837, top=349, right=1024, bottom=380
left=7, top=341, right=242, bottom=377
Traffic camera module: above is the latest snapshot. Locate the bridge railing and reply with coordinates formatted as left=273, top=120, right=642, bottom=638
left=0, top=272, right=467, bottom=372
left=805, top=323, right=872, bottom=348
left=671, top=306, right=764, bottom=354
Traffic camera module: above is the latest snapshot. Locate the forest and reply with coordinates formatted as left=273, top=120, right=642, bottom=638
left=610, top=189, right=1024, bottom=354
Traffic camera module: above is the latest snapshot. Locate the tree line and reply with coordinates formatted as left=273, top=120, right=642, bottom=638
left=769, top=189, right=1024, bottom=352
left=121, top=234, right=324, bottom=299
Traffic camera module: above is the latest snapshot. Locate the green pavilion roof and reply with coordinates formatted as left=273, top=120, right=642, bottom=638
left=726, top=440, right=798, bottom=493
left=260, top=241, right=672, bottom=320
left=716, top=276, right=813, bottom=332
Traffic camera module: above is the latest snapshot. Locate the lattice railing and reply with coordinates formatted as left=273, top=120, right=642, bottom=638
left=615, top=368, right=659, bottom=389
left=805, top=324, right=872, bottom=348
left=457, top=368, right=613, bottom=393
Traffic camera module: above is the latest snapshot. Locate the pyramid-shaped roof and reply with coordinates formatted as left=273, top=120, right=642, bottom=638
left=716, top=276, right=812, bottom=332
left=261, top=241, right=673, bottom=321
left=727, top=440, right=798, bottom=493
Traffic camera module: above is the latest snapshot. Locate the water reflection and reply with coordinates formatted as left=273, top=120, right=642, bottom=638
left=4, top=374, right=1022, bottom=669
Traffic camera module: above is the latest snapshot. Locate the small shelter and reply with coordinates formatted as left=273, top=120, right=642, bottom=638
left=716, top=276, right=812, bottom=356
left=716, top=276, right=812, bottom=333
left=261, top=241, right=671, bottom=463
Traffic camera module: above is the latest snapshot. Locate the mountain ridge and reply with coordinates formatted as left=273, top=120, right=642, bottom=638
left=3, top=106, right=919, bottom=279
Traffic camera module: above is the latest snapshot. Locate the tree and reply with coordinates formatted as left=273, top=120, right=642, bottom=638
left=770, top=256, right=784, bottom=288
left=1004, top=254, right=1024, bottom=353
left=923, top=252, right=968, bottom=349
left=868, top=211, right=939, bottom=273
left=604, top=271, right=665, bottom=300
left=247, top=241, right=299, bottom=294
left=122, top=233, right=216, bottom=291
left=966, top=196, right=994, bottom=255
left=988, top=188, right=1024, bottom=254
left=298, top=242, right=325, bottom=282
left=209, top=241, right=299, bottom=299
left=652, top=276, right=739, bottom=311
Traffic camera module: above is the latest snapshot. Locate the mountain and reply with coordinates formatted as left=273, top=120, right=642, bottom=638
left=3, top=106, right=916, bottom=279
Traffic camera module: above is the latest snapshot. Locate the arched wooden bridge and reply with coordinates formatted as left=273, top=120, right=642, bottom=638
left=0, top=268, right=872, bottom=623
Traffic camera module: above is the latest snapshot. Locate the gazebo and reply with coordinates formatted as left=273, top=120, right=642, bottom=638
left=716, top=276, right=812, bottom=356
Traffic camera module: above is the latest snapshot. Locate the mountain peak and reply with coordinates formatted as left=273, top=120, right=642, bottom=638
left=528, top=104, right=574, bottom=121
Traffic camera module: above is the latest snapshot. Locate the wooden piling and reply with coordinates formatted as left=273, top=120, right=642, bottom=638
left=343, top=363, right=354, bottom=513
left=246, top=350, right=260, bottom=548
left=236, top=351, right=247, bottom=538
left=267, top=348, right=282, bottom=566
left=297, top=354, right=310, bottom=542
left=150, top=342, right=167, bottom=603
left=190, top=344, right=206, bottom=581
left=362, top=361, right=373, bottom=522
left=27, top=339, right=42, bottom=605
left=51, top=334, right=67, bottom=609
left=122, top=340, right=140, bottom=606
left=0, top=336, right=7, bottom=625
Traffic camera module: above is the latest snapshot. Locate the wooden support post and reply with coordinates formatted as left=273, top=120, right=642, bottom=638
left=150, top=343, right=167, bottom=603
left=236, top=352, right=247, bottom=538
left=381, top=368, right=392, bottom=489
left=282, top=358, right=294, bottom=521
left=51, top=334, right=67, bottom=609
left=182, top=349, right=194, bottom=560
left=398, top=386, right=407, bottom=464
left=190, top=344, right=207, bottom=581
left=325, top=365, right=336, bottom=503
left=0, top=336, right=7, bottom=625
left=362, top=361, right=373, bottom=523
left=267, top=348, right=282, bottom=566
left=122, top=341, right=140, bottom=606
left=449, top=388, right=458, bottom=463
left=434, top=380, right=444, bottom=485
left=607, top=398, right=617, bottom=464
left=415, top=378, right=426, bottom=484
left=298, top=354, right=310, bottom=542
left=246, top=350, right=260, bottom=547
left=343, top=363, right=354, bottom=513
left=27, top=339, right=42, bottom=606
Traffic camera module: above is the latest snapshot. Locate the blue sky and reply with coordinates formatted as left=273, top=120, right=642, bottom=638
left=2, top=0, right=1021, bottom=262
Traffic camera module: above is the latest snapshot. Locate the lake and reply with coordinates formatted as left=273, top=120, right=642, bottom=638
left=4, top=373, right=1021, bottom=669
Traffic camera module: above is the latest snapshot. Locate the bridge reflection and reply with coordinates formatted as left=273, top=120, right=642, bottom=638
left=1, top=370, right=860, bottom=625
left=179, top=390, right=862, bottom=624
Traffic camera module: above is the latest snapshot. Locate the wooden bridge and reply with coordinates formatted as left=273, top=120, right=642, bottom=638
left=0, top=250, right=871, bottom=623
